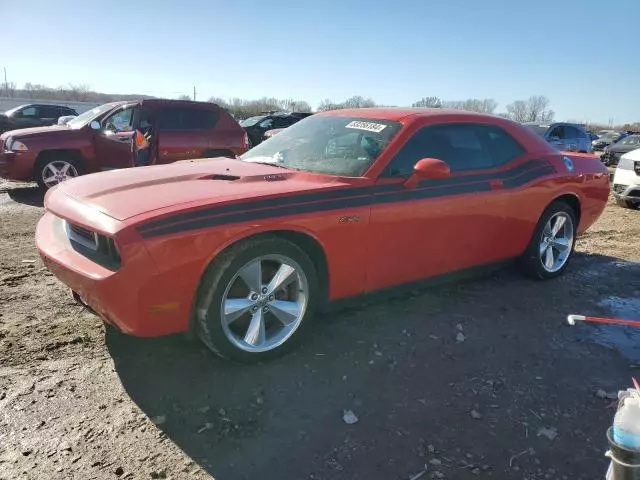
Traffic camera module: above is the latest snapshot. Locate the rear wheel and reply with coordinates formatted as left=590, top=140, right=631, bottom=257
left=520, top=201, right=577, bottom=279
left=36, top=154, right=84, bottom=190
left=195, top=237, right=318, bottom=363
left=615, top=197, right=640, bottom=210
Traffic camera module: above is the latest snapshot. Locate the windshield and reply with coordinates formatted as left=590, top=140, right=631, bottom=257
left=619, top=135, right=640, bottom=145
left=3, top=105, right=28, bottom=117
left=524, top=124, right=548, bottom=136
left=66, top=103, right=121, bottom=129
left=239, top=115, right=267, bottom=127
left=240, top=115, right=403, bottom=177
left=599, top=133, right=620, bottom=142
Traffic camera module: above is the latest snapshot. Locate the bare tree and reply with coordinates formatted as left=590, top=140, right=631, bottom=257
left=442, top=98, right=497, bottom=114
left=176, top=94, right=192, bottom=101
left=505, top=100, right=528, bottom=122
left=317, top=96, right=376, bottom=111
left=318, top=99, right=339, bottom=111
left=505, top=96, right=554, bottom=123
left=412, top=96, right=442, bottom=108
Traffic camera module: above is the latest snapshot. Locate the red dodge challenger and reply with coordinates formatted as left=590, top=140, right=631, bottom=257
left=36, top=108, right=610, bottom=362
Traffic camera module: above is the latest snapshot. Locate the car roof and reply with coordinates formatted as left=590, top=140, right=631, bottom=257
left=315, top=107, right=507, bottom=122
left=140, top=99, right=218, bottom=109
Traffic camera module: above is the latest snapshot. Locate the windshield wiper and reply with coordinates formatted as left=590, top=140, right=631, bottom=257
left=249, top=161, right=295, bottom=170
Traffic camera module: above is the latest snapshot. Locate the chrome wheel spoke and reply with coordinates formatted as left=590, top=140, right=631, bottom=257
left=554, top=237, right=570, bottom=251
left=244, top=310, right=266, bottom=346
left=47, top=164, right=59, bottom=176
left=223, top=298, right=254, bottom=325
left=266, top=264, right=296, bottom=294
left=60, top=163, right=71, bottom=175
left=238, top=260, right=262, bottom=293
left=270, top=300, right=300, bottom=326
left=551, top=215, right=566, bottom=237
left=539, top=240, right=550, bottom=256
left=544, top=246, right=555, bottom=269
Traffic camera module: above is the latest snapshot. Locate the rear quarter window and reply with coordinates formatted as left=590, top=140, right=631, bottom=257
left=158, top=107, right=219, bottom=131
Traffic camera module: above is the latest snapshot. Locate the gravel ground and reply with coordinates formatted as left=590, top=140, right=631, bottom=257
left=0, top=182, right=639, bottom=480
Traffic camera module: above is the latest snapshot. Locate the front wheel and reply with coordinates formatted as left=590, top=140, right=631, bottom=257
left=195, top=237, right=318, bottom=363
left=519, top=201, right=577, bottom=279
left=36, top=155, right=84, bottom=190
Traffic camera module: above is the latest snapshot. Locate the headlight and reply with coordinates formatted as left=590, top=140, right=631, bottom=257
left=5, top=137, right=28, bottom=151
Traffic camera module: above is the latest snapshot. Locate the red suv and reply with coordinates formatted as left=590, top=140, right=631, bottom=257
left=0, top=99, right=248, bottom=189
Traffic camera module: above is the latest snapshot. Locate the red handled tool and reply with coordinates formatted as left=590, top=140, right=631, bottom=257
left=567, top=314, right=640, bottom=328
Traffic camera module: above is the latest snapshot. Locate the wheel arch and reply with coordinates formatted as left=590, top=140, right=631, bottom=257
left=549, top=192, right=581, bottom=225
left=35, top=148, right=85, bottom=172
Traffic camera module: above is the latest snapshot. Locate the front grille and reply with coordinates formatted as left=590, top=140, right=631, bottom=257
left=65, top=221, right=121, bottom=270
left=68, top=223, right=98, bottom=250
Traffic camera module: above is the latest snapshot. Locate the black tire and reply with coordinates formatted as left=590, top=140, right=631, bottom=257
left=35, top=153, right=85, bottom=190
left=615, top=197, right=640, bottom=210
left=519, top=200, right=578, bottom=280
left=195, top=236, right=319, bottom=363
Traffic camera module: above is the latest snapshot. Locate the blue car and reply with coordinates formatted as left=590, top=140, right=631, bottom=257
left=524, top=122, right=593, bottom=153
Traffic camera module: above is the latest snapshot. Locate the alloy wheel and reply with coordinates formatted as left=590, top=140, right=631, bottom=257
left=539, top=212, right=574, bottom=273
left=218, top=254, right=308, bottom=353
left=41, top=160, right=78, bottom=188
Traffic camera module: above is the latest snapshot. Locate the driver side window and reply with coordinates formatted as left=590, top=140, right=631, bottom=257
left=19, top=106, right=38, bottom=118
left=104, top=108, right=134, bottom=133
left=548, top=126, right=564, bottom=139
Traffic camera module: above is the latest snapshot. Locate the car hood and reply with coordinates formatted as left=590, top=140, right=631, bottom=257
left=0, top=124, right=73, bottom=140
left=52, top=158, right=359, bottom=221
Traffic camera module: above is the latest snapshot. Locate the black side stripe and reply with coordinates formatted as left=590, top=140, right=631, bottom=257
left=138, top=160, right=557, bottom=238
left=138, top=159, right=553, bottom=233
left=137, top=183, right=402, bottom=232
left=139, top=181, right=493, bottom=239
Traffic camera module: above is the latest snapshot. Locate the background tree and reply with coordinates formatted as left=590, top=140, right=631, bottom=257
left=504, top=95, right=554, bottom=123
left=176, top=94, right=192, bottom=101
left=412, top=96, right=442, bottom=108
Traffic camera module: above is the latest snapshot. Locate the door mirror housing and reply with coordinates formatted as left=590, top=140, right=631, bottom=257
left=89, top=120, right=101, bottom=131
left=404, top=158, right=451, bottom=188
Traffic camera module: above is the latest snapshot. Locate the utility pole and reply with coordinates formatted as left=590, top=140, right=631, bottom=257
left=3, top=67, right=7, bottom=97
left=193, top=86, right=196, bottom=101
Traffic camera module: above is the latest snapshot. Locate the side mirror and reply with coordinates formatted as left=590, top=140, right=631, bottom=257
left=89, top=120, right=101, bottom=131
left=405, top=158, right=450, bottom=188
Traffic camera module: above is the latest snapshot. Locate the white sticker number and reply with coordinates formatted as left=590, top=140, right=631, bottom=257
left=345, top=121, right=387, bottom=133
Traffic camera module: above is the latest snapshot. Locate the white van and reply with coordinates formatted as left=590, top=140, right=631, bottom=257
left=612, top=148, right=640, bottom=209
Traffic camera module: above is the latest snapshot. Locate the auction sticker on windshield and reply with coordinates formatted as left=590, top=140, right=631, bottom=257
left=345, top=121, right=387, bottom=133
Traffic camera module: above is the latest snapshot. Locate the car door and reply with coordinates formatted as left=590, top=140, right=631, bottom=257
left=11, top=106, right=41, bottom=128
left=93, top=106, right=137, bottom=170
left=156, top=107, right=215, bottom=164
left=546, top=125, right=566, bottom=150
left=38, top=105, right=61, bottom=126
left=366, top=122, right=525, bottom=291
left=562, top=126, right=583, bottom=151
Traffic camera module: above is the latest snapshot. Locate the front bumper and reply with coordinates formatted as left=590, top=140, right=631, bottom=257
left=36, top=212, right=187, bottom=337
left=612, top=183, right=640, bottom=203
left=0, top=150, right=37, bottom=181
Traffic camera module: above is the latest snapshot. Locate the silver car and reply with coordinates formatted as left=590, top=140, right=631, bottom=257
left=525, top=122, right=592, bottom=153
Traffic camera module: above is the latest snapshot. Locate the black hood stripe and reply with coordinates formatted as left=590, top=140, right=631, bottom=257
left=138, top=160, right=556, bottom=239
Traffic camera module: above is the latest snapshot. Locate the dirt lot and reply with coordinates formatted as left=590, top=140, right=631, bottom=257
left=1, top=182, right=639, bottom=480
